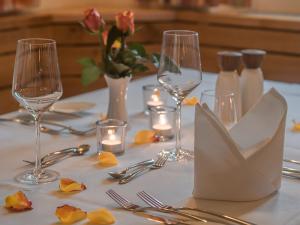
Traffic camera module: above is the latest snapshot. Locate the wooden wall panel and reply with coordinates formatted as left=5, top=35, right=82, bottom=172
left=0, top=88, right=18, bottom=114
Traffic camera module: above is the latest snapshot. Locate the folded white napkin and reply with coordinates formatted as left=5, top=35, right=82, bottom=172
left=193, top=88, right=287, bottom=201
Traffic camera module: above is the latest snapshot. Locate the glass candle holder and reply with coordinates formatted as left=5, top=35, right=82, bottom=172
left=149, top=106, right=176, bottom=141
left=142, top=84, right=166, bottom=115
left=96, top=119, right=127, bottom=155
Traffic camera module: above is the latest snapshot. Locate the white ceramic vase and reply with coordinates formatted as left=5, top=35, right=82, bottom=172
left=104, top=74, right=131, bottom=123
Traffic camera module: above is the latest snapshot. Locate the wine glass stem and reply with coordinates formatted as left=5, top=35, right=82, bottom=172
left=33, top=117, right=42, bottom=177
left=175, top=101, right=182, bottom=156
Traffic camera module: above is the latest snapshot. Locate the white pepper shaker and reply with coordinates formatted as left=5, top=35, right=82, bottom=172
left=240, top=49, right=266, bottom=115
left=216, top=51, right=242, bottom=120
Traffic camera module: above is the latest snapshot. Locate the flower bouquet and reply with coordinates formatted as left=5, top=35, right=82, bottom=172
left=79, top=8, right=159, bottom=122
left=79, top=8, right=158, bottom=85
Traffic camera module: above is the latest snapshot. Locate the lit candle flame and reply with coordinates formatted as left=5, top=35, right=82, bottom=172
left=159, top=114, right=167, bottom=125
left=108, top=129, right=116, bottom=141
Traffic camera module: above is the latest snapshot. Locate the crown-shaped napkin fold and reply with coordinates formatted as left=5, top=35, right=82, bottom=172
left=193, top=88, right=287, bottom=201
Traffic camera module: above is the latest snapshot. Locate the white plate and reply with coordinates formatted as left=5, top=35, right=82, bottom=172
left=50, top=101, right=96, bottom=113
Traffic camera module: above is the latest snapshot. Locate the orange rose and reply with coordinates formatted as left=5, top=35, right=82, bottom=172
left=83, top=8, right=105, bottom=33
left=115, top=10, right=135, bottom=34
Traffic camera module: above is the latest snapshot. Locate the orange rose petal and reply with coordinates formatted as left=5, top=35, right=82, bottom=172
left=87, top=208, right=116, bottom=225
left=291, top=120, right=300, bottom=132
left=55, top=204, right=86, bottom=224
left=98, top=152, right=118, bottom=167
left=4, top=191, right=32, bottom=212
left=134, top=130, right=158, bottom=145
left=183, top=96, right=199, bottom=106
left=59, top=178, right=86, bottom=193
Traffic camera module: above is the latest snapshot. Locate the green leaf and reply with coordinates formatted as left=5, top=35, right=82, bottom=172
left=78, top=57, right=96, bottom=67
left=151, top=53, right=160, bottom=68
left=129, top=43, right=146, bottom=57
left=132, top=63, right=149, bottom=73
left=81, top=65, right=102, bottom=86
left=121, top=49, right=137, bottom=66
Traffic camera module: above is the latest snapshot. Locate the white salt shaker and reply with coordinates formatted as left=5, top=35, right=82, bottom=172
left=240, top=49, right=266, bottom=116
left=216, top=51, right=242, bottom=120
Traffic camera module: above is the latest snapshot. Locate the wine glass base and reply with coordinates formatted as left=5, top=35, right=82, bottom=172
left=15, top=169, right=59, bottom=185
left=159, top=148, right=194, bottom=161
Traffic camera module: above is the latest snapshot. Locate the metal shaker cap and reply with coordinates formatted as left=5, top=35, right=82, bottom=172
left=241, top=49, right=266, bottom=69
left=217, top=51, right=242, bottom=71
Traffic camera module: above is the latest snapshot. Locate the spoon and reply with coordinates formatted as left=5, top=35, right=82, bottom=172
left=23, top=144, right=90, bottom=167
left=108, top=159, right=154, bottom=179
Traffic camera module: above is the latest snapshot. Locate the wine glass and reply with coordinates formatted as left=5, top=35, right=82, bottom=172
left=200, top=90, right=238, bottom=130
left=12, top=38, right=63, bottom=184
left=157, top=30, right=202, bottom=161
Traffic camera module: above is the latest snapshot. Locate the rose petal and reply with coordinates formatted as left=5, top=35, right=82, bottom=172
left=55, top=204, right=86, bottom=224
left=59, top=178, right=86, bottom=193
left=134, top=130, right=158, bottom=145
left=87, top=208, right=116, bottom=225
left=4, top=191, right=32, bottom=211
left=98, top=152, right=118, bottom=167
left=291, top=120, right=300, bottom=132
left=183, top=96, right=199, bottom=106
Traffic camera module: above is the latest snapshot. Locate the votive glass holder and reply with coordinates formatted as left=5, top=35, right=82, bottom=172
left=149, top=106, right=176, bottom=141
left=142, top=84, right=166, bottom=115
left=96, top=119, right=127, bottom=155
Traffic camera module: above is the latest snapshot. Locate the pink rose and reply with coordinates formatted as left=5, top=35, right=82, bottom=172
left=83, top=8, right=105, bottom=33
left=115, top=10, right=135, bottom=34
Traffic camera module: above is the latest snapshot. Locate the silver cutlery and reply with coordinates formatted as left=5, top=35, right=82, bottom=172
left=134, top=211, right=191, bottom=225
left=283, top=167, right=300, bottom=174
left=137, top=191, right=255, bottom=225
left=23, top=144, right=90, bottom=167
left=282, top=170, right=300, bottom=180
left=108, top=159, right=155, bottom=179
left=18, top=107, right=82, bottom=118
left=119, top=155, right=168, bottom=184
left=284, top=158, right=300, bottom=165
left=106, top=189, right=212, bottom=223
left=0, top=117, right=95, bottom=136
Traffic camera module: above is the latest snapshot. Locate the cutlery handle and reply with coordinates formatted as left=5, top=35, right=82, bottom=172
left=178, top=207, right=255, bottom=225
left=284, top=158, right=300, bottom=165
left=136, top=207, right=208, bottom=223
left=283, top=167, right=300, bottom=174
left=41, top=148, right=76, bottom=163
left=126, top=159, right=154, bottom=170
left=119, top=166, right=150, bottom=184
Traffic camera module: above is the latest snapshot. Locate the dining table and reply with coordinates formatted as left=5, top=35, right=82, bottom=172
left=1, top=72, right=300, bottom=225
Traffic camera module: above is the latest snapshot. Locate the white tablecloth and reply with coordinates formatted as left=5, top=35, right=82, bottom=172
left=1, top=73, right=300, bottom=225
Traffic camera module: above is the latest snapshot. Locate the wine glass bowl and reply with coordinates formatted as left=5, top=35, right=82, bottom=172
left=200, top=90, right=238, bottom=130
left=12, top=38, right=63, bottom=184
left=157, top=30, right=202, bottom=161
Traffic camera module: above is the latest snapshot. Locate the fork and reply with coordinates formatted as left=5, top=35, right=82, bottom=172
left=137, top=191, right=256, bottom=225
left=106, top=189, right=211, bottom=223
left=119, top=155, right=168, bottom=184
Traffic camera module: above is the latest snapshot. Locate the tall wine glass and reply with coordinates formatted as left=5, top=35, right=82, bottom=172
left=158, top=30, right=202, bottom=161
left=12, top=38, right=63, bottom=184
left=200, top=90, right=238, bottom=130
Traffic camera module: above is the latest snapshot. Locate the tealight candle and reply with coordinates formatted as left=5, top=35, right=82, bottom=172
left=143, top=85, right=166, bottom=115
left=147, top=90, right=163, bottom=108
left=149, top=106, right=175, bottom=141
left=152, top=114, right=173, bottom=137
left=101, top=129, right=122, bottom=153
left=96, top=119, right=127, bottom=154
